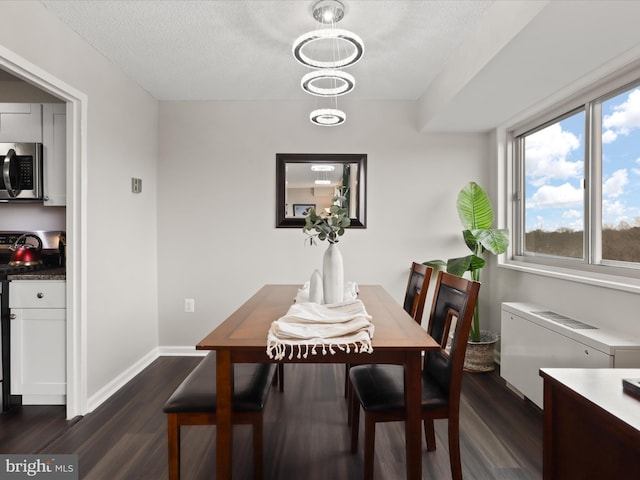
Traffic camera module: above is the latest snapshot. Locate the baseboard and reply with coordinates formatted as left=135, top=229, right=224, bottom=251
left=86, top=348, right=160, bottom=413
left=86, top=346, right=207, bottom=413
left=158, top=346, right=207, bottom=356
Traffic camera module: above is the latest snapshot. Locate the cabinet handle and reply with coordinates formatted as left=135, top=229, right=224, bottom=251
left=36, top=292, right=44, bottom=299
left=9, top=313, right=15, bottom=320
left=584, top=349, right=589, bottom=355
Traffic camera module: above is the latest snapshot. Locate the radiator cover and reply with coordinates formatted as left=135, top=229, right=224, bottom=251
left=500, top=302, right=640, bottom=409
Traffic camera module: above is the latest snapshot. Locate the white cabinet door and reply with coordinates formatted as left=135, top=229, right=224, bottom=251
left=9, top=280, right=66, bottom=405
left=0, top=103, right=42, bottom=142
left=10, top=308, right=66, bottom=404
left=42, top=104, right=66, bottom=206
left=501, top=311, right=610, bottom=409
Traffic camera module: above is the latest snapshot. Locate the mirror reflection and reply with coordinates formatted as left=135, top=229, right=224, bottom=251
left=276, top=153, right=367, bottom=228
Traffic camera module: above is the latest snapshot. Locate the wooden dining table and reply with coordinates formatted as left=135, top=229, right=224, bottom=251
left=196, top=284, right=440, bottom=480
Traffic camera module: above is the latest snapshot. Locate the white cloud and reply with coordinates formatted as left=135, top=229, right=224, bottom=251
left=632, top=168, right=640, bottom=176
left=525, top=123, right=582, bottom=183
left=528, top=182, right=583, bottom=208
left=602, top=129, right=618, bottom=144
left=603, top=199, right=626, bottom=218
left=602, top=169, right=628, bottom=198
left=602, top=87, right=640, bottom=140
left=562, top=209, right=582, bottom=219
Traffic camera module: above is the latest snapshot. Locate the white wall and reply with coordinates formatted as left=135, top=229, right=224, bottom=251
left=157, top=100, right=490, bottom=345
left=0, top=2, right=159, bottom=399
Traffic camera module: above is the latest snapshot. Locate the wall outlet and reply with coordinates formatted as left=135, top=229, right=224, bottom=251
left=184, top=298, right=195, bottom=313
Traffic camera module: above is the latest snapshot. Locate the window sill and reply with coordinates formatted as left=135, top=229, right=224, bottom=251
left=500, top=258, right=640, bottom=295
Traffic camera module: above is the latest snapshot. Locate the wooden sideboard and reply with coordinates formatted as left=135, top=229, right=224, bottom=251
left=540, top=368, right=640, bottom=479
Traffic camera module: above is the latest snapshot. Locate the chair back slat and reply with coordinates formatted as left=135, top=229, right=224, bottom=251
left=424, top=271, right=480, bottom=396
left=402, top=262, right=433, bottom=325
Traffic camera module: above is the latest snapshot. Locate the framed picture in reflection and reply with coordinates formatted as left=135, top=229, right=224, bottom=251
left=293, top=204, right=315, bottom=217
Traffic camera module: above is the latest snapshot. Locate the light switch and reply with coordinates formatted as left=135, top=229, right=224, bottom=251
left=131, top=177, right=142, bottom=193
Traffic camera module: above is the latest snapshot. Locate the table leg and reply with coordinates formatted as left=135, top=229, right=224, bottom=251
left=216, top=349, right=233, bottom=479
left=405, top=351, right=422, bottom=480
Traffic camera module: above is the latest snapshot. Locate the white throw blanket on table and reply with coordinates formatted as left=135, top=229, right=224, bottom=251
left=266, top=299, right=374, bottom=360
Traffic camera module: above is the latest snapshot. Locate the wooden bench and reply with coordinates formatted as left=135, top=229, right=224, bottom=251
left=163, top=352, right=277, bottom=480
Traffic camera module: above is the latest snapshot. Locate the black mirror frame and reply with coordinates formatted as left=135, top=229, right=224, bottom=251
left=276, top=153, right=367, bottom=228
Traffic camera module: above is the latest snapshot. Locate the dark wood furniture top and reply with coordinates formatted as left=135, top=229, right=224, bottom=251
left=197, top=284, right=439, bottom=480
left=540, top=368, right=640, bottom=480
left=197, top=284, right=437, bottom=357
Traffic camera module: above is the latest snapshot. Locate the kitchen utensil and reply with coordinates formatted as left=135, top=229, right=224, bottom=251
left=8, top=233, right=43, bottom=266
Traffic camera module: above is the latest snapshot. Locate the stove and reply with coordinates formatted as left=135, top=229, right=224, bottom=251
left=0, top=263, right=54, bottom=279
left=0, top=230, right=65, bottom=279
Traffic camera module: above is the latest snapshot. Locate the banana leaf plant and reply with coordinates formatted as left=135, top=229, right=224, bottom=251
left=424, top=182, right=509, bottom=342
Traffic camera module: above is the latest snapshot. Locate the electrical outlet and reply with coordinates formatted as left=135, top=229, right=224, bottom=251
left=184, top=298, right=195, bottom=313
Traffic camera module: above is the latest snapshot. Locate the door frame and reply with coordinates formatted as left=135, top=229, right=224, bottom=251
left=0, top=45, right=88, bottom=419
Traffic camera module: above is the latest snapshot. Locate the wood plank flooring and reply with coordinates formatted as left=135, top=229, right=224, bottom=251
left=0, top=357, right=543, bottom=479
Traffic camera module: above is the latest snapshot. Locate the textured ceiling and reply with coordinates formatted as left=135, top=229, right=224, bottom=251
left=39, top=0, right=494, bottom=101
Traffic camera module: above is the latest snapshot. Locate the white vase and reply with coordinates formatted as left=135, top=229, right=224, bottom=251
left=309, top=269, right=323, bottom=303
left=322, top=243, right=344, bottom=304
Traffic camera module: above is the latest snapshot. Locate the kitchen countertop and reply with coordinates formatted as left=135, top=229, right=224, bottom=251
left=7, top=268, right=66, bottom=280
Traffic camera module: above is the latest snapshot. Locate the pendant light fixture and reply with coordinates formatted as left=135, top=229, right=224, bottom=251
left=301, top=69, right=355, bottom=97
left=292, top=0, right=364, bottom=127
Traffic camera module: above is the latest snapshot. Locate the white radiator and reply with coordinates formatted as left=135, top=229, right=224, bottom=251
left=500, top=302, right=640, bottom=409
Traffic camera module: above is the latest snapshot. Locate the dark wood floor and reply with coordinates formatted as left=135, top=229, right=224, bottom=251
left=0, top=357, right=543, bottom=479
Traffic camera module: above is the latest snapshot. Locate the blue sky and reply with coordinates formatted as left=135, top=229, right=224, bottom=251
left=524, top=86, right=640, bottom=232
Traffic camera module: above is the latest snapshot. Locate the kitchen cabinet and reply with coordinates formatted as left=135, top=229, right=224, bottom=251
left=42, top=104, right=66, bottom=206
left=0, top=102, right=66, bottom=206
left=0, top=103, right=42, bottom=142
left=9, top=280, right=66, bottom=405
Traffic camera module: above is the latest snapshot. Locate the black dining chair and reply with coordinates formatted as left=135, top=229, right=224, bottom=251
left=345, top=262, right=433, bottom=412
left=348, top=271, right=481, bottom=480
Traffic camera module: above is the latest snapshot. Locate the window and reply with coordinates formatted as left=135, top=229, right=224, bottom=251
left=512, top=80, right=640, bottom=277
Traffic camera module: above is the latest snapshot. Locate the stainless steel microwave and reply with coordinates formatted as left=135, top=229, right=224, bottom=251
left=0, top=143, right=43, bottom=201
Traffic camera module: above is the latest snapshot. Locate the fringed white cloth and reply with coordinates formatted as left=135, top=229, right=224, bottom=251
left=266, top=299, right=374, bottom=360
left=295, top=281, right=359, bottom=304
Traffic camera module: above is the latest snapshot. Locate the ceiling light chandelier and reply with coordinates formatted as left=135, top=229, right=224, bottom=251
left=313, top=164, right=335, bottom=185
left=292, top=0, right=364, bottom=127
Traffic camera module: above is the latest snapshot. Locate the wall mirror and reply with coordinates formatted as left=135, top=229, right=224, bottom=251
left=276, top=153, right=367, bottom=228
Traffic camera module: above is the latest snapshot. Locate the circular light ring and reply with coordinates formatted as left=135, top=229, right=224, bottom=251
left=301, top=69, right=355, bottom=97
left=293, top=29, right=364, bottom=69
left=310, top=108, right=346, bottom=126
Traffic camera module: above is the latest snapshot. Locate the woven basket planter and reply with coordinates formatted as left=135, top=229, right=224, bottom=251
left=463, top=330, right=499, bottom=373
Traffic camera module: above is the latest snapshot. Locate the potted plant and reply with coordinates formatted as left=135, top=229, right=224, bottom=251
left=302, top=194, right=350, bottom=245
left=424, top=182, right=509, bottom=372
left=303, top=195, right=351, bottom=304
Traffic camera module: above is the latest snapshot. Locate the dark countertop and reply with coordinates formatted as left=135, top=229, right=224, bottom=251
left=7, top=268, right=66, bottom=281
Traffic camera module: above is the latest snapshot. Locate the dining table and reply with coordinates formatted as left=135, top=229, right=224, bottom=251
left=196, top=284, right=440, bottom=480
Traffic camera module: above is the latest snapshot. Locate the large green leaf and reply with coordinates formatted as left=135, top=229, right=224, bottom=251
left=474, top=228, right=510, bottom=255
left=446, top=255, right=485, bottom=276
left=456, top=182, right=493, bottom=231
left=462, top=229, right=479, bottom=254
left=422, top=260, right=447, bottom=271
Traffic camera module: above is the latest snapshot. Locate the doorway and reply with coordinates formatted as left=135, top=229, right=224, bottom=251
left=0, top=45, right=87, bottom=419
